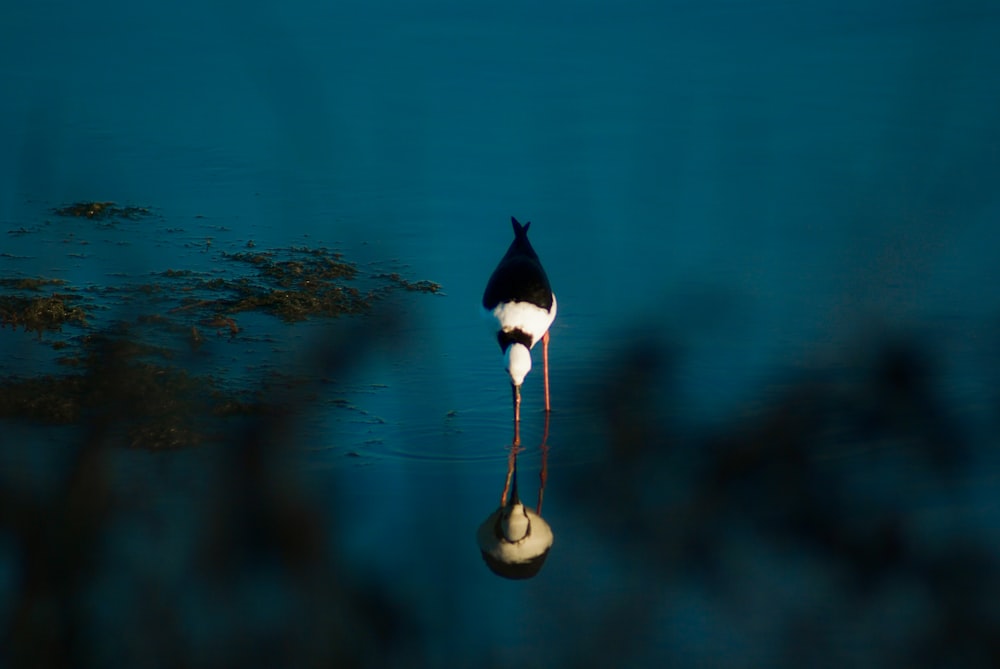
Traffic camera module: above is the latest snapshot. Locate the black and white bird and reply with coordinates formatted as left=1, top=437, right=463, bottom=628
left=482, top=216, right=557, bottom=424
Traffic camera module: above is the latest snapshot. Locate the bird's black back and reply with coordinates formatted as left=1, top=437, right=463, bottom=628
left=482, top=217, right=554, bottom=311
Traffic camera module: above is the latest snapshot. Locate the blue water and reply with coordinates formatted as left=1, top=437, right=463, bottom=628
left=3, top=0, right=1000, bottom=665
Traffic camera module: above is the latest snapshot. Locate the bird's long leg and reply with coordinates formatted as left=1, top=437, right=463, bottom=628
left=543, top=330, right=551, bottom=413
left=537, top=409, right=550, bottom=515
left=512, top=383, right=522, bottom=436
left=500, top=445, right=518, bottom=507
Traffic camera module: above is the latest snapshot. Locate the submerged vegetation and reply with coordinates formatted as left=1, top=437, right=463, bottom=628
left=0, top=293, right=88, bottom=337
left=195, top=248, right=374, bottom=321
left=54, top=200, right=152, bottom=221
left=0, top=201, right=442, bottom=448
left=0, top=276, right=89, bottom=338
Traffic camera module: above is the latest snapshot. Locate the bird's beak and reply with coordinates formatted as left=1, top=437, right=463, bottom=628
left=508, top=467, right=520, bottom=506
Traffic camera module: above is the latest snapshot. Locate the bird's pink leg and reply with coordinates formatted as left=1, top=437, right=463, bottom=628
left=512, top=384, right=521, bottom=437
left=543, top=330, right=551, bottom=413
left=536, top=410, right=550, bottom=514
left=501, top=444, right=519, bottom=507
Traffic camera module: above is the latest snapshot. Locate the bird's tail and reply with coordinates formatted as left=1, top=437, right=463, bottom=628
left=511, top=216, right=531, bottom=238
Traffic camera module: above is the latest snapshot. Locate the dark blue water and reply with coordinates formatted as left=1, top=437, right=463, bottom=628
left=3, top=0, right=1000, bottom=666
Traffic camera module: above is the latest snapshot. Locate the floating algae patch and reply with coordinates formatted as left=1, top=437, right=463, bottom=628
left=0, top=204, right=442, bottom=449
left=163, top=246, right=441, bottom=324
left=216, top=247, right=371, bottom=321
left=0, top=291, right=89, bottom=338
left=376, top=272, right=444, bottom=294
left=0, top=277, right=69, bottom=291
left=0, top=275, right=92, bottom=345
left=54, top=201, right=153, bottom=222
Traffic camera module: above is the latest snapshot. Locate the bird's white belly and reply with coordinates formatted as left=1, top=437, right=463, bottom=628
left=483, top=294, right=557, bottom=347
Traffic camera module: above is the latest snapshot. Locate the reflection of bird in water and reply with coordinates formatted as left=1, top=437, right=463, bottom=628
left=482, top=216, right=557, bottom=425
left=476, top=431, right=554, bottom=580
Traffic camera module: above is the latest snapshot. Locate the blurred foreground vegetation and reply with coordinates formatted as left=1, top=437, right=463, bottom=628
left=2, top=203, right=999, bottom=668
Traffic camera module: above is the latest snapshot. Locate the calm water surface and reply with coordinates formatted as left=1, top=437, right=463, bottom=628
left=2, top=0, right=1000, bottom=665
